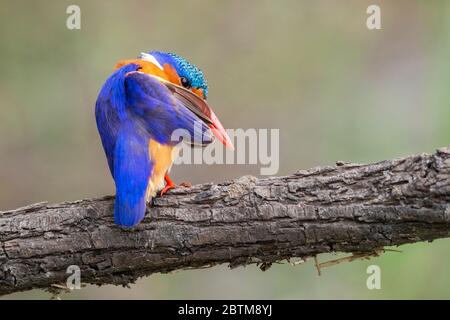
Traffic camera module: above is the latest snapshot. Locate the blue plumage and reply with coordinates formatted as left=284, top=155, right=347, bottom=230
left=113, top=122, right=152, bottom=226
left=96, top=63, right=140, bottom=176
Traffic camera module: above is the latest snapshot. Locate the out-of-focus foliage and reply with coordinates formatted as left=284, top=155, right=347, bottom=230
left=0, top=0, right=449, bottom=299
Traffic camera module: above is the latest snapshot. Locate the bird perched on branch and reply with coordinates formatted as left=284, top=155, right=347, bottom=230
left=95, top=51, right=233, bottom=227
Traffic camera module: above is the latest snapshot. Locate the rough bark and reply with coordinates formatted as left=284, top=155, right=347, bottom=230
left=1, top=148, right=450, bottom=296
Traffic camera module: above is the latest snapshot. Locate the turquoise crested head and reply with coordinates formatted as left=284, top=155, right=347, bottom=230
left=142, top=51, right=208, bottom=99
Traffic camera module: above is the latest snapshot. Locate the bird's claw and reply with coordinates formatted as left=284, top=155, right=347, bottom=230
left=160, top=174, right=192, bottom=196
left=160, top=182, right=176, bottom=196
left=160, top=181, right=192, bottom=196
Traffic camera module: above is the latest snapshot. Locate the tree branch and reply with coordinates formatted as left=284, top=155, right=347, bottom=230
left=1, top=148, right=450, bottom=296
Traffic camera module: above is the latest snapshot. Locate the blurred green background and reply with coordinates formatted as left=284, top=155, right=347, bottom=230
left=1, top=0, right=450, bottom=299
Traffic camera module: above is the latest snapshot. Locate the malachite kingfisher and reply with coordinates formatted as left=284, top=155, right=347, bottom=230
left=95, top=51, right=233, bottom=227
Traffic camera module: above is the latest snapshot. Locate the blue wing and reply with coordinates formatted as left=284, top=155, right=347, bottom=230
left=124, top=71, right=214, bottom=146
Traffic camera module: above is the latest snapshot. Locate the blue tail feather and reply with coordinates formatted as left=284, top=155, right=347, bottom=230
left=113, top=122, right=152, bottom=227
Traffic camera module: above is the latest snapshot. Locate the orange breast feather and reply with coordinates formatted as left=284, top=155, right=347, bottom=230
left=145, top=139, right=177, bottom=201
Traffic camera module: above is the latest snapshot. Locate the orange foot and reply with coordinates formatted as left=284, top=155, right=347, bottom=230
left=160, top=174, right=176, bottom=196
left=160, top=175, right=192, bottom=196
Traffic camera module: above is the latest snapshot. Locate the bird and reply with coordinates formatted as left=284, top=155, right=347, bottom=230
left=95, top=51, right=233, bottom=227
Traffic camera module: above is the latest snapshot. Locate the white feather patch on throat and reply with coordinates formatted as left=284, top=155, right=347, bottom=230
left=139, top=52, right=164, bottom=70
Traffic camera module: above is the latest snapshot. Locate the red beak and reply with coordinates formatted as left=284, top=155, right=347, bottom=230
left=208, top=109, right=234, bottom=150
left=161, top=79, right=234, bottom=150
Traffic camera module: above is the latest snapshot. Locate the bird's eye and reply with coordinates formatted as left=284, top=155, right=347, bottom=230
left=180, top=77, right=191, bottom=88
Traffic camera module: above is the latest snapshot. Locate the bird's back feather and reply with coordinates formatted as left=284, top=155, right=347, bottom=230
left=113, top=122, right=152, bottom=226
